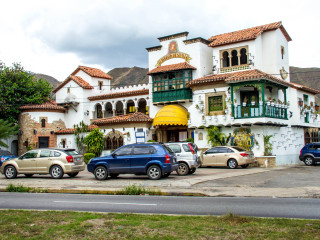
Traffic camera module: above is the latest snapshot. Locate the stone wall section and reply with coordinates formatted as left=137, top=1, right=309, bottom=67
left=18, top=113, right=66, bottom=155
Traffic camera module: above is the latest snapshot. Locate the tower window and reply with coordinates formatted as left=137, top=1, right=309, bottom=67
left=41, top=119, right=46, bottom=128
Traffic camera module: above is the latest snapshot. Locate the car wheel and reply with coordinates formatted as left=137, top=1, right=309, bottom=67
left=147, top=165, right=162, bottom=180
left=67, top=172, right=79, bottom=178
left=110, top=173, right=119, bottom=179
left=50, top=165, right=64, bottom=179
left=4, top=166, right=17, bottom=179
left=227, top=159, right=238, bottom=169
left=94, top=166, right=108, bottom=180
left=176, top=162, right=189, bottom=176
left=24, top=174, right=34, bottom=178
left=241, top=164, right=249, bottom=168
left=189, top=168, right=196, bottom=174
left=304, top=156, right=314, bottom=166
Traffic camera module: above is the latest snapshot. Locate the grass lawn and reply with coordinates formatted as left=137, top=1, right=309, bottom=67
left=0, top=210, right=320, bottom=239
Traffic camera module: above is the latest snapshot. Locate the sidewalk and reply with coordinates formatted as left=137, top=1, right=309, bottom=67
left=1, top=166, right=320, bottom=198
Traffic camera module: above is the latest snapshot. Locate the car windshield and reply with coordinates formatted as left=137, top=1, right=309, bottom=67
left=64, top=150, right=80, bottom=156
left=232, top=146, right=247, bottom=152
left=162, top=144, right=174, bottom=154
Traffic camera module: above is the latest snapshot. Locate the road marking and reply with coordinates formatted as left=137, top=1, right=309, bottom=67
left=53, top=200, right=157, bottom=206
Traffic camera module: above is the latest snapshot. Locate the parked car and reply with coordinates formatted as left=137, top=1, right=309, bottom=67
left=201, top=146, right=255, bottom=169
left=0, top=148, right=85, bottom=179
left=299, top=143, right=320, bottom=166
left=165, top=142, right=200, bottom=175
left=0, top=150, right=18, bottom=167
left=87, top=143, right=179, bottom=180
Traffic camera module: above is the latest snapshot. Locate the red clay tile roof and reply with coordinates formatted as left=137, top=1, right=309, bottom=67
left=52, top=75, right=94, bottom=93
left=208, top=21, right=292, bottom=47
left=54, top=125, right=99, bottom=135
left=72, top=66, right=113, bottom=80
left=20, top=101, right=66, bottom=113
left=290, top=83, right=320, bottom=94
left=148, top=62, right=196, bottom=75
left=88, top=89, right=149, bottom=101
left=92, top=112, right=153, bottom=126
left=187, top=69, right=290, bottom=87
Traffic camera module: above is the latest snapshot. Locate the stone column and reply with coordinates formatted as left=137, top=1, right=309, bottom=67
left=113, top=109, right=116, bottom=117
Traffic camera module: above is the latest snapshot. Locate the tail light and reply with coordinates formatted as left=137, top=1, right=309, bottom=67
left=1, top=157, right=4, bottom=161
left=165, top=154, right=171, bottom=163
left=240, top=153, right=249, bottom=157
left=66, top=155, right=74, bottom=163
left=188, top=143, right=194, bottom=154
left=299, top=149, right=302, bottom=156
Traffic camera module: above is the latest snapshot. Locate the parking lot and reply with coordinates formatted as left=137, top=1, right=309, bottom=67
left=1, top=165, right=320, bottom=198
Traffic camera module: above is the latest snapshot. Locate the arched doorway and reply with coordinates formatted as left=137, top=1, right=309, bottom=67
left=95, top=104, right=103, bottom=118
left=115, top=101, right=124, bottom=116
left=105, top=102, right=113, bottom=117
left=138, top=98, right=147, bottom=114
left=11, top=140, right=18, bottom=155
left=126, top=100, right=135, bottom=114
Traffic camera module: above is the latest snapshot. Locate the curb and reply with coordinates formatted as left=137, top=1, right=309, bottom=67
left=0, top=187, right=208, bottom=197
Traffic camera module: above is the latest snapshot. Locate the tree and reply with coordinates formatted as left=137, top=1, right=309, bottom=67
left=84, top=128, right=104, bottom=157
left=0, top=119, right=20, bottom=147
left=207, top=126, right=231, bottom=147
left=0, top=62, right=52, bottom=123
left=74, top=121, right=89, bottom=155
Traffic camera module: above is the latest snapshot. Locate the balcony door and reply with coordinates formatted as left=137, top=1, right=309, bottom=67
left=240, top=91, right=259, bottom=105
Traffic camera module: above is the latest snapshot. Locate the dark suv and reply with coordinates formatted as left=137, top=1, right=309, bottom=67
left=87, top=143, right=178, bottom=180
left=299, top=143, right=320, bottom=166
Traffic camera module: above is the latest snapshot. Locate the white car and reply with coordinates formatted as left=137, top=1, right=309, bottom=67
left=165, top=142, right=200, bottom=175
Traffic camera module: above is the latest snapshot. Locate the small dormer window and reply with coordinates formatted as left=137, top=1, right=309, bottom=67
left=98, top=81, right=103, bottom=90
left=281, top=46, right=285, bottom=59
left=41, top=119, right=46, bottom=128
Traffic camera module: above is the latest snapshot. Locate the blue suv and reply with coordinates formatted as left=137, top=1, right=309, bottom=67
left=299, top=143, right=320, bottom=166
left=87, top=143, right=178, bottom=180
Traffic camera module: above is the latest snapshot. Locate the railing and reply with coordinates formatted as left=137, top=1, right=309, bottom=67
left=233, top=103, right=288, bottom=119
left=153, top=89, right=192, bottom=103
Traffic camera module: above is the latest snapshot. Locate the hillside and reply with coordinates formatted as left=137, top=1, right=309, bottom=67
left=107, top=66, right=149, bottom=88
left=33, top=73, right=60, bottom=88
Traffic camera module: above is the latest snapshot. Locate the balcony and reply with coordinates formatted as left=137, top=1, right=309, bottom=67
left=232, top=103, right=288, bottom=119
left=153, top=88, right=192, bottom=103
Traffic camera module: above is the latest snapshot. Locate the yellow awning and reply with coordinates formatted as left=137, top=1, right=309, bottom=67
left=153, top=105, right=188, bottom=126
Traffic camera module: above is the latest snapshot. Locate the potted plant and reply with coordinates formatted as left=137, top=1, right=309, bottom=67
left=271, top=98, right=276, bottom=106
left=298, top=98, right=303, bottom=107
left=243, top=97, right=248, bottom=107
left=251, top=96, right=256, bottom=106
left=267, top=96, right=272, bottom=106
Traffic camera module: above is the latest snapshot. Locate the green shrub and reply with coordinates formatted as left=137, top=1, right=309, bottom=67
left=6, top=184, right=31, bottom=192
left=84, top=153, right=95, bottom=164
left=147, top=139, right=156, bottom=142
left=186, top=137, right=194, bottom=143
left=116, top=184, right=162, bottom=195
left=84, top=128, right=104, bottom=157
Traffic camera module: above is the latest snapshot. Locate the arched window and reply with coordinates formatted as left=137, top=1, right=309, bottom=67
left=41, top=119, right=46, bottom=128
left=96, top=104, right=103, bottom=118
left=127, top=100, right=135, bottom=113
left=105, top=102, right=113, bottom=117
left=138, top=99, right=147, bottom=114
left=240, top=48, right=248, bottom=65
left=105, top=137, right=112, bottom=150
left=112, top=136, right=117, bottom=149
left=222, top=51, right=230, bottom=68
left=231, top=50, right=238, bottom=66
left=118, top=136, right=123, bottom=148
left=115, top=101, right=124, bottom=116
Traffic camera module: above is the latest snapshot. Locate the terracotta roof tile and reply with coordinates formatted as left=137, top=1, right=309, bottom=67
left=92, top=112, right=153, bottom=126
left=88, top=89, right=149, bottom=101
left=54, top=125, right=99, bottom=135
left=72, top=66, right=113, bottom=80
left=208, top=21, right=292, bottom=47
left=290, top=83, right=320, bottom=94
left=187, top=69, right=290, bottom=87
left=20, top=101, right=66, bottom=113
left=148, top=62, right=196, bottom=75
left=52, top=75, right=94, bottom=93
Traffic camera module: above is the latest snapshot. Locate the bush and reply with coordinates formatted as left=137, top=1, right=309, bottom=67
left=116, top=184, right=162, bottom=195
left=147, top=139, right=156, bottom=142
left=84, top=153, right=95, bottom=164
left=84, top=128, right=104, bottom=157
left=186, top=137, right=194, bottom=143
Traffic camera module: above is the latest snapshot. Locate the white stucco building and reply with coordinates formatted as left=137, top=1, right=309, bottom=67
left=17, top=21, right=320, bottom=166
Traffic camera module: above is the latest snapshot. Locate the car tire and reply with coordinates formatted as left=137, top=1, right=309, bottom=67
left=241, top=164, right=249, bottom=168
left=189, top=168, right=196, bottom=174
left=94, top=166, right=108, bottom=180
left=50, top=165, right=64, bottom=179
left=147, top=165, right=162, bottom=180
left=24, top=174, right=34, bottom=178
left=4, top=165, right=17, bottom=179
left=304, top=156, right=314, bottom=166
left=227, top=159, right=238, bottom=169
left=67, top=172, right=79, bottom=178
left=110, top=173, right=119, bottom=179
left=176, top=162, right=189, bottom=176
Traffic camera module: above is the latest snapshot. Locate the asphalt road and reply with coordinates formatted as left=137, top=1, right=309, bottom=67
left=1, top=192, right=320, bottom=219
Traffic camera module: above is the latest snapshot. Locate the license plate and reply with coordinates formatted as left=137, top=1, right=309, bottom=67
left=75, top=157, right=81, bottom=162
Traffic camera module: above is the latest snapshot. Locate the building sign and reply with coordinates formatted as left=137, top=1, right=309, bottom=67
left=156, top=41, right=191, bottom=67
left=135, top=131, right=145, bottom=143
left=231, top=128, right=254, bottom=150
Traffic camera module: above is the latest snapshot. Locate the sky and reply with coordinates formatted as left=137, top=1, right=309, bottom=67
left=0, top=0, right=319, bottom=81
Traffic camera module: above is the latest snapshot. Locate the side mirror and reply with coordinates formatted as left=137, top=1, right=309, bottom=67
left=111, top=153, right=116, bottom=158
